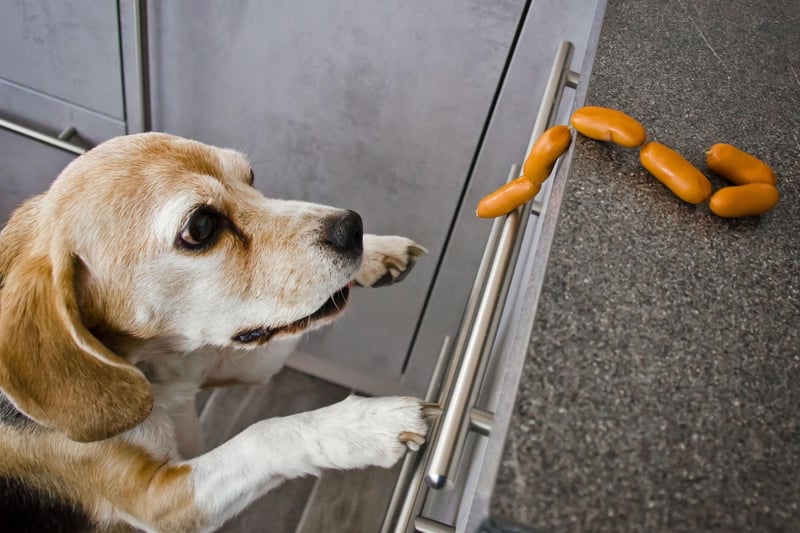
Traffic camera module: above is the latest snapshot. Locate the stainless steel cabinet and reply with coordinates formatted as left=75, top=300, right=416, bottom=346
left=0, top=1, right=146, bottom=224
left=147, top=1, right=529, bottom=394
left=0, top=0, right=599, bottom=399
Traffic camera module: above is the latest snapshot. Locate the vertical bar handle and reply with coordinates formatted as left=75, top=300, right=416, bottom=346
left=378, top=41, right=581, bottom=533
left=425, top=41, right=578, bottom=491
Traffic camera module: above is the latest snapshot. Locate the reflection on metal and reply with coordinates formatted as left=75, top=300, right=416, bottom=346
left=469, top=408, right=494, bottom=437
left=380, top=41, right=580, bottom=532
left=414, top=516, right=456, bottom=533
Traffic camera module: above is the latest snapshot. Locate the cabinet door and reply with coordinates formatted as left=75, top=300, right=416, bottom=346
left=148, top=1, right=527, bottom=392
left=0, top=0, right=124, bottom=119
left=0, top=0, right=131, bottom=225
left=0, top=2, right=146, bottom=224
left=0, top=128, right=75, bottom=225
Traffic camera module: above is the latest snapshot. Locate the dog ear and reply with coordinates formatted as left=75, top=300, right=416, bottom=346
left=0, top=247, right=153, bottom=442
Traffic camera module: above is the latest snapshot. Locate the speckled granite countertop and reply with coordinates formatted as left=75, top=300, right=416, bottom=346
left=489, top=0, right=800, bottom=530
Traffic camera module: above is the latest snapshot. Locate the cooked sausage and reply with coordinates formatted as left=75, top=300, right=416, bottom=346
left=706, top=143, right=777, bottom=185
left=476, top=176, right=541, bottom=218
left=709, top=183, right=779, bottom=218
left=639, top=142, right=712, bottom=204
left=522, top=125, right=572, bottom=184
left=570, top=106, right=647, bottom=148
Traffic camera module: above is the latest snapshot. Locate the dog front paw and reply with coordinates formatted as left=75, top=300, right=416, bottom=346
left=325, top=395, right=430, bottom=469
left=354, top=235, right=427, bottom=288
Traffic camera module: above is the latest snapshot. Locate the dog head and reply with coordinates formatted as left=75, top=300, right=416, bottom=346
left=0, top=132, right=363, bottom=441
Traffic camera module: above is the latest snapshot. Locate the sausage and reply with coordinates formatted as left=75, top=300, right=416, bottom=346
left=706, top=143, right=777, bottom=185
left=570, top=106, right=647, bottom=148
left=476, top=176, right=541, bottom=218
left=639, top=142, right=712, bottom=204
left=522, top=125, right=572, bottom=184
left=476, top=126, right=570, bottom=218
left=709, top=183, right=779, bottom=218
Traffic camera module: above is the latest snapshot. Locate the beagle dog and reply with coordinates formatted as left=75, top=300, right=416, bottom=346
left=0, top=132, right=429, bottom=532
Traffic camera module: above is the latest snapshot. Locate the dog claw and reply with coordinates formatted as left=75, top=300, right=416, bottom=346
left=394, top=261, right=415, bottom=283
left=356, top=236, right=426, bottom=288
left=384, top=257, right=406, bottom=272
left=420, top=402, right=442, bottom=418
left=408, top=244, right=428, bottom=258
left=399, top=431, right=426, bottom=451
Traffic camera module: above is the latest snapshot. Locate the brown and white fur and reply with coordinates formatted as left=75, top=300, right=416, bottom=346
left=0, top=132, right=429, bottom=532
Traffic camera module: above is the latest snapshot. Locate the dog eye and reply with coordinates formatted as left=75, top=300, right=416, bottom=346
left=180, top=208, right=220, bottom=248
left=248, top=168, right=255, bottom=186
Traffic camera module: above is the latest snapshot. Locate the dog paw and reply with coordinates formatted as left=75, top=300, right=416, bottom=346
left=355, top=235, right=427, bottom=288
left=325, top=395, right=430, bottom=469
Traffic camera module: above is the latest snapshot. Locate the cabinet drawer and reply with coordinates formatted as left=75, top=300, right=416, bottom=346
left=0, top=78, right=127, bottom=149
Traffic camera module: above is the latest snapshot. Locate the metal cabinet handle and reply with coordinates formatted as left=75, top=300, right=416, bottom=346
left=381, top=336, right=452, bottom=533
left=380, top=41, right=579, bottom=533
left=0, top=117, right=87, bottom=155
left=426, top=39, right=578, bottom=492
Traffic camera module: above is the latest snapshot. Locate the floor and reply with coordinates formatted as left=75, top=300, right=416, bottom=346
left=200, top=368, right=400, bottom=533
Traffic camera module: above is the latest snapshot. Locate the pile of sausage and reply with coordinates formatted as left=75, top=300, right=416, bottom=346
left=476, top=106, right=780, bottom=219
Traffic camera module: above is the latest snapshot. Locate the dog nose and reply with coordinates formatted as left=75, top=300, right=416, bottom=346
left=324, top=210, right=363, bottom=254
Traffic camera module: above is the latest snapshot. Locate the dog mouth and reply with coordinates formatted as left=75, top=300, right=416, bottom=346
left=232, top=285, right=351, bottom=345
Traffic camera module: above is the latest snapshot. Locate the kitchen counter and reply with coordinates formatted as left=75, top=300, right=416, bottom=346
left=487, top=0, right=800, bottom=530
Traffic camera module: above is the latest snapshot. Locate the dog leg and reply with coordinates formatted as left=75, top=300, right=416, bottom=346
left=355, top=234, right=427, bottom=288
left=187, top=395, right=428, bottom=531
